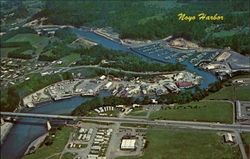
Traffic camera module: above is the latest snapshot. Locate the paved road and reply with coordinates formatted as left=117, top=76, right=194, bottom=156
left=57, top=65, right=180, bottom=75
left=1, top=112, right=250, bottom=132
left=234, top=131, right=248, bottom=159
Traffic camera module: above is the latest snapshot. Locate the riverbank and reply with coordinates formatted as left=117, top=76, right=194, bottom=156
left=1, top=96, right=90, bottom=159
left=0, top=121, right=13, bottom=145
left=24, top=132, right=49, bottom=155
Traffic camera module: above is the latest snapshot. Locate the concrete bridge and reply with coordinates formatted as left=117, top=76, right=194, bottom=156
left=1, top=112, right=250, bottom=132
left=0, top=112, right=78, bottom=120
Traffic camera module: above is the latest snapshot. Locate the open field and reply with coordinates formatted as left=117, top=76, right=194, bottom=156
left=129, top=111, right=148, bottom=116
left=150, top=101, right=233, bottom=123
left=23, top=127, right=73, bottom=159
left=7, top=33, right=49, bottom=54
left=120, top=123, right=148, bottom=128
left=7, top=33, right=48, bottom=48
left=0, top=48, right=19, bottom=57
left=205, top=86, right=234, bottom=100
left=61, top=152, right=76, bottom=159
left=235, top=86, right=250, bottom=101
left=53, top=53, right=80, bottom=67
left=205, top=85, right=250, bottom=101
left=116, top=129, right=241, bottom=159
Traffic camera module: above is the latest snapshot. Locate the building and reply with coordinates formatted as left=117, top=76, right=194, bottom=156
left=132, top=104, right=140, bottom=108
left=163, top=83, right=178, bottom=93
left=104, top=82, right=112, bottom=89
left=120, top=138, right=137, bottom=150
left=100, top=75, right=106, bottom=80
left=224, top=133, right=234, bottom=143
left=235, top=100, right=250, bottom=121
left=176, top=81, right=193, bottom=89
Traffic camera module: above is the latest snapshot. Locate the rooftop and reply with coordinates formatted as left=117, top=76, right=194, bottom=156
left=120, top=139, right=136, bottom=150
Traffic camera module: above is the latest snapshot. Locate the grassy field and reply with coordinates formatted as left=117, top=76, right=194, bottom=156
left=7, top=33, right=49, bottom=54
left=205, top=86, right=234, bottom=100
left=205, top=85, right=250, bottom=101
left=53, top=53, right=80, bottom=67
left=150, top=101, right=233, bottom=123
left=129, top=111, right=148, bottom=116
left=23, top=127, right=73, bottom=159
left=0, top=48, right=19, bottom=57
left=120, top=123, right=148, bottom=128
left=48, top=154, right=60, bottom=159
left=235, top=86, right=250, bottom=101
left=61, top=152, right=76, bottom=159
left=116, top=129, right=242, bottom=159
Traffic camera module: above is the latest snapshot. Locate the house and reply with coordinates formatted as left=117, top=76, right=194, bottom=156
left=176, top=81, right=193, bottom=89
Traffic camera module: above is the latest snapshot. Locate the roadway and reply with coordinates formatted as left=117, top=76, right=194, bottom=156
left=1, top=112, right=250, bottom=132
left=39, top=65, right=181, bottom=76
left=234, top=130, right=248, bottom=159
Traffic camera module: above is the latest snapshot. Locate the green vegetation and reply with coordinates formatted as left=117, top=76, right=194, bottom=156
left=0, top=1, right=43, bottom=31
left=1, top=27, right=36, bottom=41
left=23, top=127, right=73, bottom=159
left=37, top=28, right=78, bottom=61
left=0, top=47, right=20, bottom=57
left=1, top=41, right=34, bottom=59
left=116, top=129, right=242, bottom=159
left=38, top=41, right=76, bottom=61
left=120, top=123, right=148, bottom=128
left=205, top=86, right=234, bottom=100
left=128, top=107, right=147, bottom=116
left=150, top=101, right=233, bottom=123
left=7, top=33, right=48, bottom=47
left=1, top=72, right=73, bottom=112
left=61, top=152, right=76, bottom=159
left=129, top=111, right=147, bottom=116
left=54, top=27, right=77, bottom=43
left=53, top=53, right=80, bottom=67
left=76, top=45, right=184, bottom=72
left=205, top=85, right=250, bottom=101
left=241, top=133, right=250, bottom=159
left=34, top=0, right=250, bottom=55
left=1, top=33, right=49, bottom=59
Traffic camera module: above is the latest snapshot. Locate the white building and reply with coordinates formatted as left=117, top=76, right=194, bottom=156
left=104, top=82, right=112, bottom=89
left=224, top=133, right=234, bottom=143
left=120, top=139, right=137, bottom=150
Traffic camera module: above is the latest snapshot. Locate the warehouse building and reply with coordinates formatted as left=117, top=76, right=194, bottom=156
left=120, top=137, right=137, bottom=151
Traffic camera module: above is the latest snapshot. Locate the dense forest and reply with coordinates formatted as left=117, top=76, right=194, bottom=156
left=31, top=0, right=250, bottom=55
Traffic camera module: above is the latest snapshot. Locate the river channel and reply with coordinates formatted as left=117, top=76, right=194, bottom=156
left=1, top=27, right=218, bottom=159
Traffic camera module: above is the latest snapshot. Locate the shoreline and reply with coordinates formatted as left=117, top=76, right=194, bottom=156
left=24, top=132, right=49, bottom=155
left=0, top=122, right=13, bottom=145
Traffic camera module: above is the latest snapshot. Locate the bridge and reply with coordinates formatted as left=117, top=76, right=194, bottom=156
left=1, top=112, right=250, bottom=132
left=0, top=112, right=78, bottom=120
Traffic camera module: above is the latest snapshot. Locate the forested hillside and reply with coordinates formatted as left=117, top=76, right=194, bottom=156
left=31, top=0, right=250, bottom=55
